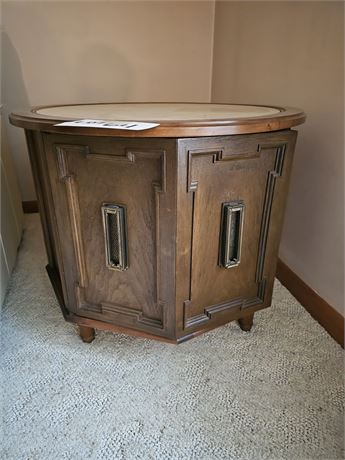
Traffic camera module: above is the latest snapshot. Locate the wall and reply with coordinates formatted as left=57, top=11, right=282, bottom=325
left=2, top=0, right=215, bottom=200
left=212, top=1, right=344, bottom=314
left=1, top=106, right=24, bottom=305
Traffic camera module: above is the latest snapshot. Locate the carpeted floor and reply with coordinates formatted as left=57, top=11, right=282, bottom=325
left=1, top=214, right=344, bottom=460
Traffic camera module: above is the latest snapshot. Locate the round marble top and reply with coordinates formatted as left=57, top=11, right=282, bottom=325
left=10, top=102, right=306, bottom=137
left=36, top=103, right=281, bottom=122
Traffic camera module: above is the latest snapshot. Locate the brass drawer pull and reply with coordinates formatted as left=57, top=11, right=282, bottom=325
left=101, top=204, right=128, bottom=271
left=219, top=201, right=244, bottom=268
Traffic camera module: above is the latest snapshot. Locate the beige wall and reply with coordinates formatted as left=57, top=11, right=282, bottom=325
left=212, top=1, right=344, bottom=314
left=2, top=0, right=215, bottom=200
left=1, top=107, right=24, bottom=306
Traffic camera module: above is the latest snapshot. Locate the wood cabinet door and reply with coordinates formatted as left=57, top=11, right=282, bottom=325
left=176, top=130, right=297, bottom=335
left=43, top=134, right=177, bottom=338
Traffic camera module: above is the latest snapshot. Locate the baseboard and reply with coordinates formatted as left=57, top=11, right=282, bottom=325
left=22, top=200, right=38, bottom=213
left=276, top=258, right=344, bottom=348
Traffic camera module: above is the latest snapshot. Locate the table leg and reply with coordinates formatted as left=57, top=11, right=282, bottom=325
left=79, top=325, right=95, bottom=343
left=238, top=313, right=254, bottom=332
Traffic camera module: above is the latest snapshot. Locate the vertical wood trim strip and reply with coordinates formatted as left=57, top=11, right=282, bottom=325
left=55, top=145, right=88, bottom=288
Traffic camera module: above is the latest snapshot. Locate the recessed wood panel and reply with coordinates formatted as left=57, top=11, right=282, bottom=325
left=176, top=131, right=297, bottom=333
left=44, top=134, right=177, bottom=337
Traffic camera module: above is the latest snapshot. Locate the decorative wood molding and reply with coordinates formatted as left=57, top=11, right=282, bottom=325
left=276, top=258, right=344, bottom=348
left=255, top=144, right=286, bottom=283
left=86, top=150, right=135, bottom=163
left=127, top=149, right=167, bottom=329
left=184, top=297, right=242, bottom=328
left=67, top=311, right=177, bottom=344
left=187, top=150, right=223, bottom=192
left=186, top=146, right=262, bottom=192
left=55, top=144, right=166, bottom=330
left=184, top=143, right=287, bottom=328
left=127, top=149, right=167, bottom=192
left=101, top=302, right=163, bottom=328
left=55, top=144, right=89, bottom=288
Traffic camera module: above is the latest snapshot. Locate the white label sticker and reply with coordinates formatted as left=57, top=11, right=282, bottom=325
left=54, top=119, right=160, bottom=131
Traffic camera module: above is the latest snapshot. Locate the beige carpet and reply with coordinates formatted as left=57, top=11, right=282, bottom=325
left=1, top=214, right=344, bottom=460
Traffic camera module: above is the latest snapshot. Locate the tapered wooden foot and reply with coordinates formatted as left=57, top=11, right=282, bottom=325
left=238, top=313, right=254, bottom=332
left=79, top=325, right=95, bottom=343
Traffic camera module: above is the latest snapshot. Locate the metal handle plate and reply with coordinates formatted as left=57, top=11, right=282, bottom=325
left=101, top=204, right=128, bottom=271
left=219, top=201, right=244, bottom=268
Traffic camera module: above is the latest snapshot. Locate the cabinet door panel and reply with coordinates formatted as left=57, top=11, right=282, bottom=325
left=177, top=131, right=297, bottom=331
left=44, top=135, right=176, bottom=337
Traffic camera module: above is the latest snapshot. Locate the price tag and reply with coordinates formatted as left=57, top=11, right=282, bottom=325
left=55, top=119, right=159, bottom=131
